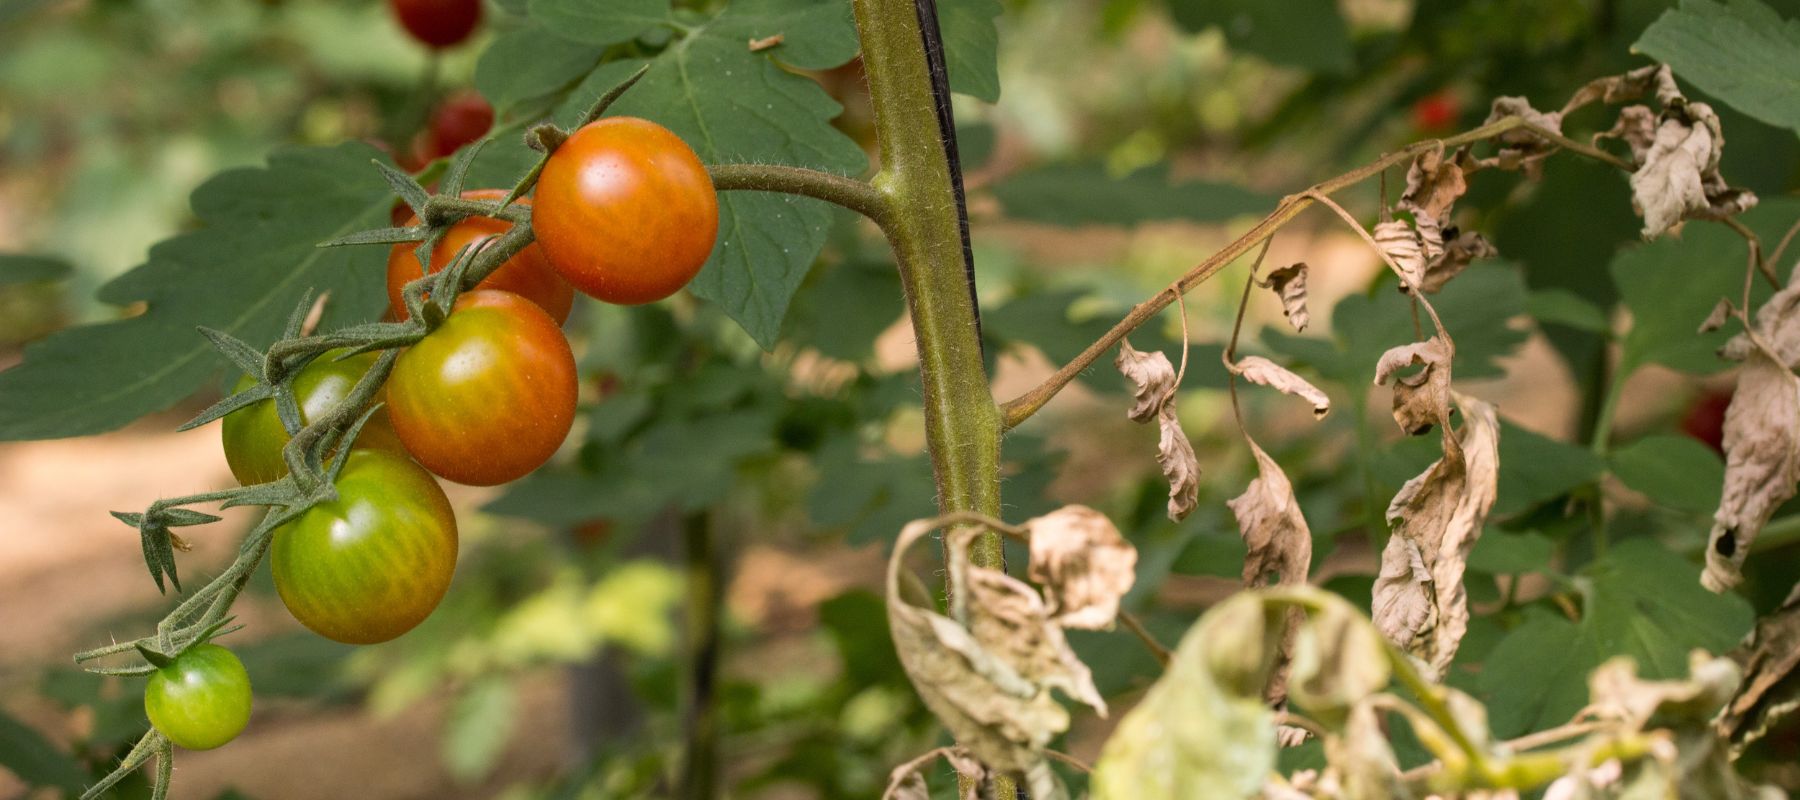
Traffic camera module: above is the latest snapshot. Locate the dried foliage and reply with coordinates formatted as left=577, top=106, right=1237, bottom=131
left=1233, top=356, right=1331, bottom=418
left=1721, top=583, right=1800, bottom=753
left=1116, top=339, right=1200, bottom=520
left=1375, top=337, right=1454, bottom=436
left=1025, top=505, right=1136, bottom=630
left=1262, top=263, right=1311, bottom=332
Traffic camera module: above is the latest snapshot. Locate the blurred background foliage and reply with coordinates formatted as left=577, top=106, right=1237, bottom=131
left=3, top=0, right=1800, bottom=797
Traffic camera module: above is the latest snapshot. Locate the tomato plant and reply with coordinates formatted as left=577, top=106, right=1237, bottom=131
left=534, top=117, right=719, bottom=305
left=386, top=190, right=573, bottom=323
left=387, top=0, right=481, bottom=50
left=271, top=449, right=458, bottom=644
left=386, top=289, right=578, bottom=486
left=219, top=348, right=407, bottom=485
left=143, top=644, right=252, bottom=751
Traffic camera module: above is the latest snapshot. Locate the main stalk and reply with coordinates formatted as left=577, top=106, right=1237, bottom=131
left=852, top=0, right=1005, bottom=570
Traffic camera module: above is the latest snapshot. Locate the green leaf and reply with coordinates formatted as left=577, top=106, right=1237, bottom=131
left=1609, top=434, right=1726, bottom=514
left=989, top=163, right=1275, bottom=227
left=1468, top=529, right=1557, bottom=575
left=526, top=0, right=670, bottom=45
left=1613, top=198, right=1800, bottom=375
left=937, top=0, right=1002, bottom=102
left=1478, top=540, right=1753, bottom=737
left=0, top=253, right=71, bottom=286
left=442, top=677, right=517, bottom=783
left=1527, top=288, right=1611, bottom=334
left=1634, top=0, right=1800, bottom=134
left=0, top=708, right=86, bottom=791
left=473, top=23, right=603, bottom=114
left=1165, top=0, right=1353, bottom=74
left=0, top=143, right=393, bottom=440
left=781, top=254, right=905, bottom=362
left=1495, top=421, right=1606, bottom=517
left=555, top=0, right=865, bottom=348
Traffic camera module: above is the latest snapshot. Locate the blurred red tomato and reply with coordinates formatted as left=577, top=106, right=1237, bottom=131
left=1681, top=388, right=1732, bottom=455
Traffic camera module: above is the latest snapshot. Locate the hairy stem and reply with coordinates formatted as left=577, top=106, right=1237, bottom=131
left=678, top=513, right=723, bottom=800
left=707, top=164, right=891, bottom=228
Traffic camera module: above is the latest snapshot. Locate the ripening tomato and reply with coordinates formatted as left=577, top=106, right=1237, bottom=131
left=1682, top=388, right=1733, bottom=455
left=534, top=117, right=719, bottom=305
left=1412, top=91, right=1460, bottom=132
left=386, top=290, right=577, bottom=486
left=386, top=190, right=573, bottom=324
left=220, top=349, right=407, bottom=486
left=387, top=0, right=480, bottom=49
left=144, top=644, right=252, bottom=751
left=272, top=449, right=458, bottom=644
left=428, top=91, right=494, bottom=158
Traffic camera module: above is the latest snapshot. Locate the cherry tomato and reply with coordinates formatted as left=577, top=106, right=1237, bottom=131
left=387, top=0, right=480, bottom=49
left=272, top=449, right=458, bottom=644
left=427, top=91, right=494, bottom=158
left=144, top=644, right=252, bottom=751
left=220, top=349, right=406, bottom=486
left=534, top=117, right=719, bottom=305
left=386, top=190, right=573, bottom=324
left=1412, top=91, right=1460, bottom=132
left=387, top=290, right=577, bottom=486
left=1682, top=388, right=1733, bottom=455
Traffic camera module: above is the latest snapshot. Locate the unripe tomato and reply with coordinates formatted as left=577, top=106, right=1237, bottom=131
left=534, top=117, right=719, bottom=305
left=144, top=644, right=252, bottom=751
left=387, top=0, right=480, bottom=49
left=386, top=190, right=573, bottom=324
left=220, top=348, right=406, bottom=486
left=387, top=290, right=577, bottom=486
left=272, top=449, right=458, bottom=644
left=427, top=91, right=494, bottom=158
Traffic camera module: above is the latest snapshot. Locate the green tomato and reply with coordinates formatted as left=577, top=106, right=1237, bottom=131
left=144, top=644, right=253, bottom=751
left=219, top=348, right=407, bottom=486
left=272, top=449, right=459, bottom=644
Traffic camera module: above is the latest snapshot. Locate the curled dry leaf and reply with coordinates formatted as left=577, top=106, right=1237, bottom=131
left=1562, top=63, right=1680, bottom=113
left=1233, top=356, right=1331, bottom=418
left=1722, top=582, right=1800, bottom=752
left=1602, top=78, right=1759, bottom=239
left=1400, top=146, right=1471, bottom=223
left=1262, top=263, right=1311, bottom=332
left=1704, top=348, right=1800, bottom=592
left=1025, top=505, right=1137, bottom=630
left=1725, top=278, right=1800, bottom=367
left=1374, top=337, right=1454, bottom=436
left=1701, top=297, right=1735, bottom=335
left=1484, top=96, right=1565, bottom=175
left=1374, top=219, right=1428, bottom=290
left=1370, top=393, right=1500, bottom=678
left=966, top=565, right=1108, bottom=717
left=1596, top=104, right=1658, bottom=163
left=1228, top=436, right=1314, bottom=717
left=1116, top=339, right=1200, bottom=520
left=886, top=521, right=1071, bottom=778
left=1417, top=228, right=1498, bottom=295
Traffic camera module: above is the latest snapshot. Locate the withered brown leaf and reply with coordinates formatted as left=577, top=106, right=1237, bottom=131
left=1370, top=393, right=1500, bottom=677
left=1374, top=220, right=1427, bottom=291
left=1627, top=100, right=1758, bottom=239
left=1704, top=348, right=1800, bottom=592
left=1025, top=505, right=1137, bottom=630
left=1400, top=146, right=1471, bottom=223
left=1374, top=337, right=1454, bottom=436
left=1262, top=263, right=1311, bottom=333
left=1416, top=229, right=1498, bottom=295
left=1116, top=339, right=1201, bottom=520
left=1233, top=356, right=1331, bottom=418
left=1230, top=436, right=1313, bottom=590
left=966, top=565, right=1108, bottom=717
left=1484, top=96, right=1565, bottom=175
left=1722, top=582, right=1800, bottom=752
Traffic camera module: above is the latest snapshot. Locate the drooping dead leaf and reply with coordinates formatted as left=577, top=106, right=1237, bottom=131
left=1370, top=393, right=1500, bottom=677
left=1701, top=297, right=1735, bottom=335
left=1704, top=348, right=1800, bottom=592
left=1116, top=339, right=1200, bottom=520
left=1400, top=146, right=1471, bottom=223
left=1262, top=263, right=1311, bottom=332
left=1722, top=582, right=1800, bottom=752
left=1230, top=437, right=1313, bottom=591
left=965, top=565, right=1107, bottom=717
left=1374, top=337, right=1454, bottom=436
left=1374, top=220, right=1427, bottom=290
left=1562, top=64, right=1680, bottom=113
left=1484, top=96, right=1565, bottom=176
left=1596, top=104, right=1658, bottom=163
left=1232, top=356, right=1331, bottom=418
left=886, top=521, right=1071, bottom=776
left=1622, top=97, right=1758, bottom=239
left=1025, top=505, right=1137, bottom=630
left=1416, top=228, right=1498, bottom=295
left=1725, top=279, right=1800, bottom=367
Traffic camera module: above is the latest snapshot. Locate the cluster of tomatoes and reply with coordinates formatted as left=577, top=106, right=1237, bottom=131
left=144, top=116, right=720, bottom=752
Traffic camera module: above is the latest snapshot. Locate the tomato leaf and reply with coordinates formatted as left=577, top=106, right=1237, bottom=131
left=937, top=0, right=1003, bottom=102
left=0, top=709, right=85, bottom=793
left=1164, top=0, right=1353, bottom=74
left=526, top=0, right=670, bottom=46
left=0, top=253, right=71, bottom=286
left=474, top=23, right=606, bottom=114
left=0, top=143, right=393, bottom=440
left=990, top=163, right=1275, bottom=227
left=1476, top=540, right=1753, bottom=737
left=1609, top=434, right=1727, bottom=514
left=1635, top=0, right=1800, bottom=135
